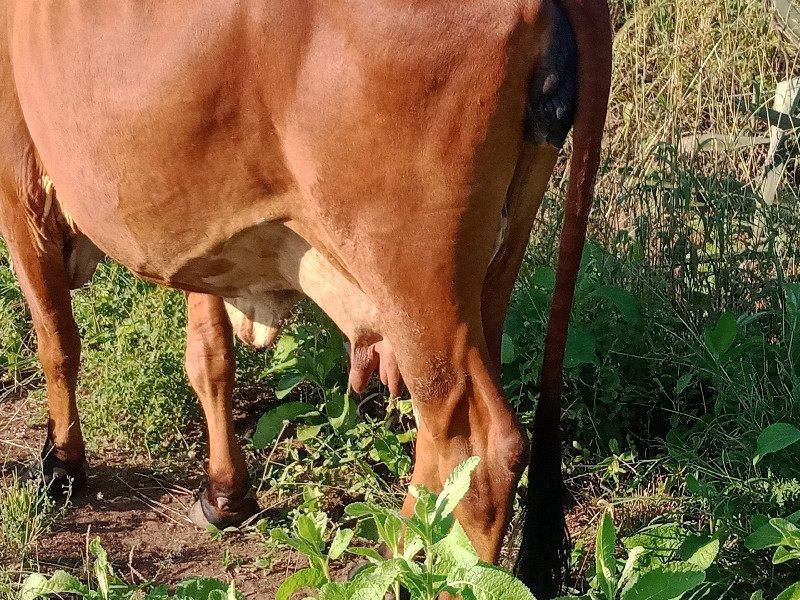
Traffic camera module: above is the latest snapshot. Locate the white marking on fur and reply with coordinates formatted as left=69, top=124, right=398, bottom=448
left=41, top=175, right=54, bottom=219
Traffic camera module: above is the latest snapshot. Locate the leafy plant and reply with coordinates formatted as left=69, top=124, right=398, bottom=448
left=273, top=456, right=535, bottom=600
left=16, top=538, right=243, bottom=600
left=558, top=512, right=718, bottom=600
left=745, top=514, right=800, bottom=600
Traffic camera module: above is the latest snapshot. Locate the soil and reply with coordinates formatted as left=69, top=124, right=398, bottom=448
left=0, top=390, right=314, bottom=599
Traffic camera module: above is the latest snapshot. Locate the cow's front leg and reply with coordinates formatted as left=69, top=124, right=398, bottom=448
left=1, top=183, right=87, bottom=495
left=185, top=293, right=259, bottom=528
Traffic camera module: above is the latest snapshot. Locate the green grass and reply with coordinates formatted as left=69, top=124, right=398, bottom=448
left=0, top=474, right=58, bottom=594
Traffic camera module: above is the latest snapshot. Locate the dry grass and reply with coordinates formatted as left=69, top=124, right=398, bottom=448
left=533, top=0, right=800, bottom=316
left=605, top=0, right=794, bottom=181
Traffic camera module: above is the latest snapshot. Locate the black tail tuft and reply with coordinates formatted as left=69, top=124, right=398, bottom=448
left=513, top=439, right=570, bottom=598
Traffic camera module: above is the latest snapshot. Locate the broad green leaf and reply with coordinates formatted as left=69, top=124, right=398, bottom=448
left=319, top=582, right=352, bottom=600
left=433, top=521, right=480, bottom=576
left=773, top=545, right=800, bottom=564
left=326, top=389, right=356, bottom=433
left=619, top=546, right=646, bottom=588
left=271, top=531, right=321, bottom=562
left=564, top=324, right=597, bottom=368
left=620, top=563, right=705, bottom=600
left=531, top=266, right=556, bottom=291
left=749, top=592, right=765, bottom=600
left=227, top=581, right=240, bottom=600
left=596, top=512, right=618, bottom=600
left=329, top=528, right=354, bottom=560
left=501, top=333, right=516, bottom=364
left=325, top=559, right=407, bottom=600
left=436, top=456, right=481, bottom=520
left=89, top=538, right=111, bottom=600
left=410, top=483, right=436, bottom=520
left=297, top=422, right=325, bottom=441
left=375, top=513, right=403, bottom=554
left=297, top=514, right=325, bottom=551
left=354, top=515, right=380, bottom=542
left=268, top=334, right=300, bottom=369
left=345, top=502, right=398, bottom=519
left=402, top=522, right=425, bottom=560
left=276, top=373, right=307, bottom=399
left=145, top=584, right=170, bottom=599
left=276, top=567, right=327, bottom=600
left=373, top=433, right=412, bottom=477
left=745, top=521, right=784, bottom=550
left=175, top=577, right=242, bottom=599
left=400, top=561, right=431, bottom=598
left=675, top=373, right=693, bottom=394
left=345, top=502, right=424, bottom=538
left=684, top=474, right=703, bottom=495
left=252, top=402, right=318, bottom=448
left=751, top=514, right=770, bottom=531
left=591, top=285, right=641, bottom=322
left=770, top=518, right=800, bottom=547
left=681, top=536, right=719, bottom=570
left=777, top=582, right=800, bottom=600
left=18, top=571, right=88, bottom=600
left=271, top=528, right=290, bottom=543
left=455, top=564, right=535, bottom=600
left=753, top=423, right=800, bottom=465
left=704, top=311, right=737, bottom=355
left=624, top=523, right=685, bottom=558
left=348, top=547, right=385, bottom=564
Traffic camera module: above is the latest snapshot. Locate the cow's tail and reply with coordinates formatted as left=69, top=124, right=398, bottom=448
left=513, top=1, right=612, bottom=598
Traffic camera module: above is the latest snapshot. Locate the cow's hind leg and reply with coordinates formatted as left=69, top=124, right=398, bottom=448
left=185, top=293, right=259, bottom=528
left=482, top=144, right=559, bottom=372
left=397, top=316, right=528, bottom=562
left=357, top=242, right=528, bottom=560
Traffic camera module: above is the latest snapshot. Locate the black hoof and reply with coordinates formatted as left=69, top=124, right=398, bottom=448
left=21, top=438, right=87, bottom=498
left=21, top=458, right=87, bottom=498
left=188, top=489, right=260, bottom=529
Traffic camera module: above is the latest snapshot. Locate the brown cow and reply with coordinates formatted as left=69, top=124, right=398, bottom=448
left=0, top=1, right=610, bottom=596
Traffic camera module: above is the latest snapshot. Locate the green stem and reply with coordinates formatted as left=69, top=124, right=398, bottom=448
left=425, top=545, right=434, bottom=600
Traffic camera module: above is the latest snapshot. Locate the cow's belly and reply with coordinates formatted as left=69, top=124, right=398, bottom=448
left=167, top=219, right=382, bottom=348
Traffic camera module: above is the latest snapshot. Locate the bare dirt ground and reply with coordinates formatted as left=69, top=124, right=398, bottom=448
left=0, top=391, right=315, bottom=599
